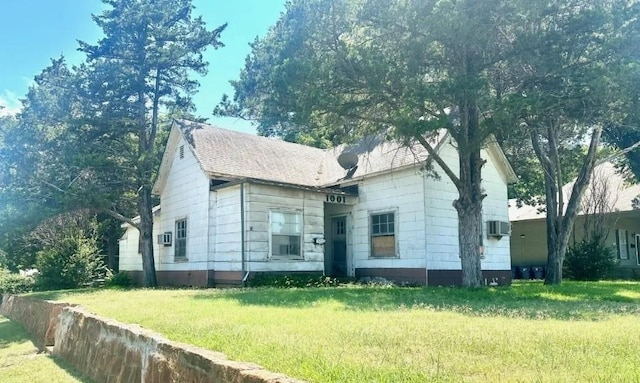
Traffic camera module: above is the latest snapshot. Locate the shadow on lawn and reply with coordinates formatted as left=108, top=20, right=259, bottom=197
left=0, top=317, right=91, bottom=382
left=0, top=319, right=31, bottom=349
left=191, top=281, right=640, bottom=320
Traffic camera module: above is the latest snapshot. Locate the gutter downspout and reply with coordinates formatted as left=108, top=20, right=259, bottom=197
left=240, top=183, right=249, bottom=285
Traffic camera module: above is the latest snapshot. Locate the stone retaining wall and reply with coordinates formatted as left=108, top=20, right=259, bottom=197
left=0, top=294, right=75, bottom=348
left=0, top=294, right=305, bottom=383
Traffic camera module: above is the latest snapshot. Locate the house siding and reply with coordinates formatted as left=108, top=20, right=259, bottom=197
left=512, top=212, right=640, bottom=272
left=424, top=141, right=512, bottom=274
left=156, top=135, right=210, bottom=272
left=244, top=184, right=325, bottom=273
left=351, top=167, right=427, bottom=271
left=118, top=214, right=161, bottom=272
left=210, top=185, right=242, bottom=272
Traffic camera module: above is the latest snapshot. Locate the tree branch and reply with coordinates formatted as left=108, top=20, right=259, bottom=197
left=416, top=134, right=462, bottom=190
left=103, top=209, right=140, bottom=231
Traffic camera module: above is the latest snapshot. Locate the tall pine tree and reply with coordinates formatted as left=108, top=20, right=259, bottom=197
left=79, top=0, right=226, bottom=286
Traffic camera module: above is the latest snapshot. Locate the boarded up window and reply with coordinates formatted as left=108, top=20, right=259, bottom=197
left=175, top=219, right=187, bottom=259
left=371, top=212, right=396, bottom=257
left=270, top=211, right=302, bottom=258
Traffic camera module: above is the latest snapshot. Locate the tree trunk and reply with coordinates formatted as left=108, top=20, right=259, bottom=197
left=107, top=234, right=117, bottom=271
left=533, top=126, right=602, bottom=285
left=138, top=185, right=157, bottom=287
left=456, top=197, right=483, bottom=287
left=454, top=145, right=485, bottom=287
left=544, top=208, right=562, bottom=284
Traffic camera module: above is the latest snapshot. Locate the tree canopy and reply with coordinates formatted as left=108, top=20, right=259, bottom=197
left=0, top=0, right=226, bottom=286
left=220, top=0, right=638, bottom=285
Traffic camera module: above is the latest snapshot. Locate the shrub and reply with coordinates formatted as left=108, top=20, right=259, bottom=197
left=250, top=273, right=341, bottom=288
left=104, top=271, right=132, bottom=288
left=564, top=234, right=616, bottom=281
left=35, top=236, right=108, bottom=291
left=0, top=268, right=35, bottom=294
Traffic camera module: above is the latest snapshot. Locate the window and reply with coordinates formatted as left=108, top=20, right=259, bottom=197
left=270, top=211, right=302, bottom=258
left=617, top=229, right=629, bottom=260
left=370, top=212, right=396, bottom=257
left=175, top=219, right=187, bottom=259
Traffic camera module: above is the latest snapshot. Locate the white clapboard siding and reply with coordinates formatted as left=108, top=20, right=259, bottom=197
left=351, top=166, right=428, bottom=270
left=156, top=134, right=210, bottom=271
left=424, top=140, right=511, bottom=270
left=118, top=214, right=161, bottom=272
left=244, top=183, right=325, bottom=272
left=211, top=185, right=242, bottom=271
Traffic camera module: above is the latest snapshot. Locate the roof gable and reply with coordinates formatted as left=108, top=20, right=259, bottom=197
left=154, top=120, right=517, bottom=194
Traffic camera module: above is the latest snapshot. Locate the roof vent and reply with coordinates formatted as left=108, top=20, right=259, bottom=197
left=337, top=151, right=358, bottom=170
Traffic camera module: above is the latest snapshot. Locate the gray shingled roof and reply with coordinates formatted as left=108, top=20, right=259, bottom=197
left=177, top=120, right=326, bottom=186
left=318, top=132, right=448, bottom=185
left=175, top=120, right=447, bottom=188
left=509, top=161, right=640, bottom=221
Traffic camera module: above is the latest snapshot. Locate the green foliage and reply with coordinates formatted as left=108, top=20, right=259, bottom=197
left=104, top=271, right=132, bottom=288
left=219, top=0, right=525, bottom=287
left=0, top=268, right=35, bottom=294
left=249, top=273, right=341, bottom=288
left=564, top=235, right=616, bottom=281
left=35, top=236, right=108, bottom=291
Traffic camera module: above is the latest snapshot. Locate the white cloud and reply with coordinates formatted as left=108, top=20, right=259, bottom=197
left=0, top=90, right=22, bottom=116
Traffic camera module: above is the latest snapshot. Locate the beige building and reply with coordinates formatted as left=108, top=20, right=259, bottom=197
left=510, top=162, right=640, bottom=279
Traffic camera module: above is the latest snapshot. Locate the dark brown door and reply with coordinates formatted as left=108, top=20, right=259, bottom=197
left=331, top=216, right=347, bottom=277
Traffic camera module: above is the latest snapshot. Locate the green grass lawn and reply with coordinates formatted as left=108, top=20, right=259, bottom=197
left=31, top=281, right=640, bottom=382
left=0, top=316, right=89, bottom=383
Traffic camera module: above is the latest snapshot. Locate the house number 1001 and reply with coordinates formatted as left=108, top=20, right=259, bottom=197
left=326, top=195, right=346, bottom=203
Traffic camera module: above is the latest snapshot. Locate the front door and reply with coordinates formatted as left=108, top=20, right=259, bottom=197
left=331, top=216, right=347, bottom=277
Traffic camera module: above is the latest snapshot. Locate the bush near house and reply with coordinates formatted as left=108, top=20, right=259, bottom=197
left=564, top=234, right=616, bottom=281
left=104, top=271, right=132, bottom=288
left=35, top=236, right=108, bottom=291
left=249, top=273, right=341, bottom=288
left=0, top=268, right=35, bottom=294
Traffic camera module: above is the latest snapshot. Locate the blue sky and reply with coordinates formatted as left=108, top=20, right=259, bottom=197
left=0, top=0, right=287, bottom=133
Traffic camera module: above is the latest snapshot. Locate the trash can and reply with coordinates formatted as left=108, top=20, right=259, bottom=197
left=511, top=267, right=518, bottom=280
left=518, top=266, right=532, bottom=280
left=532, top=266, right=545, bottom=280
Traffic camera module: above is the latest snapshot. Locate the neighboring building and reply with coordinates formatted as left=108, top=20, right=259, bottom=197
left=119, top=120, right=517, bottom=286
left=510, top=162, right=640, bottom=278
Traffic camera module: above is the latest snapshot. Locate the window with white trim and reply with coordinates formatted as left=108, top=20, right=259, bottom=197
left=175, top=219, right=187, bottom=259
left=616, top=229, right=629, bottom=260
left=270, top=211, right=302, bottom=258
left=370, top=212, right=396, bottom=257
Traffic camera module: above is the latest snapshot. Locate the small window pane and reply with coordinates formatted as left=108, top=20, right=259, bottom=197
left=270, top=211, right=303, bottom=258
left=175, top=219, right=187, bottom=259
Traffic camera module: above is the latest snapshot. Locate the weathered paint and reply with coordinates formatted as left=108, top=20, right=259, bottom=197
left=423, top=140, right=512, bottom=273
left=120, top=134, right=513, bottom=286
left=244, top=183, right=325, bottom=273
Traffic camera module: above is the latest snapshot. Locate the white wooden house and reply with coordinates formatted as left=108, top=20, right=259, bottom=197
left=119, top=120, right=517, bottom=286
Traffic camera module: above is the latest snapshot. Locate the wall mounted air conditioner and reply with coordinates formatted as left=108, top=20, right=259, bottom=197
left=487, top=220, right=511, bottom=238
left=157, top=232, right=172, bottom=246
